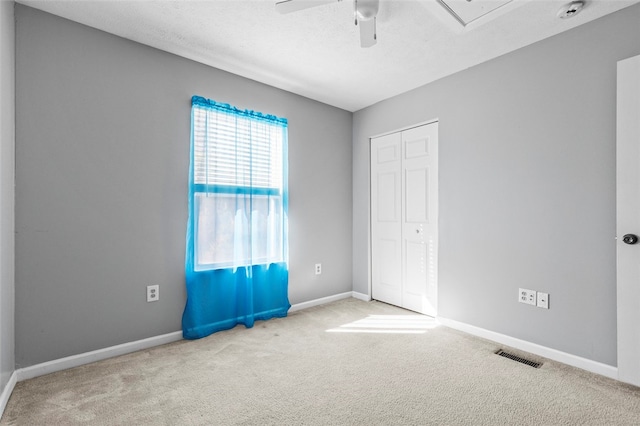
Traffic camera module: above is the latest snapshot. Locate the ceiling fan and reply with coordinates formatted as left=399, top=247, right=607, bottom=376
left=275, top=0, right=380, bottom=48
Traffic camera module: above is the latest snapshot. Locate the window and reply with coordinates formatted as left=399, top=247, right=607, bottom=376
left=189, top=96, right=288, bottom=271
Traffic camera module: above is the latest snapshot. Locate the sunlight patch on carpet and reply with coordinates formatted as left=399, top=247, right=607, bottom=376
left=326, top=314, right=439, bottom=334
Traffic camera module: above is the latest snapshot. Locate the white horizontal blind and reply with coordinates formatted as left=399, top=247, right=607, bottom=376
left=192, top=107, right=283, bottom=190
left=190, top=99, right=287, bottom=270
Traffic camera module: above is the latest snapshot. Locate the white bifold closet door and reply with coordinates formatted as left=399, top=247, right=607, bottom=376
left=371, top=122, right=438, bottom=316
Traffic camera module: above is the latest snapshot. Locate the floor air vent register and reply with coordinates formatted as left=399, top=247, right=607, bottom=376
left=495, top=349, right=543, bottom=369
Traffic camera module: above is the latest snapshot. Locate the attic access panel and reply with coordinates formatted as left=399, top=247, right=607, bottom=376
left=438, top=0, right=514, bottom=27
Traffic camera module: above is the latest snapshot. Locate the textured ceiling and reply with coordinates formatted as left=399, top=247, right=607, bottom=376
left=17, top=0, right=640, bottom=112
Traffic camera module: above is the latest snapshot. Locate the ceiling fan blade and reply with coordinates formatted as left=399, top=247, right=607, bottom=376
left=359, top=17, right=377, bottom=48
left=275, top=0, right=338, bottom=14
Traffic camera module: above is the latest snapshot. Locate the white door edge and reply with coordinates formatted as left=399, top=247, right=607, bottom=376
left=616, top=54, right=640, bottom=386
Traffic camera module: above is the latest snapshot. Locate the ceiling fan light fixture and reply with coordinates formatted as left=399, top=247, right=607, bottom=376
left=276, top=0, right=379, bottom=47
left=355, top=0, right=379, bottom=21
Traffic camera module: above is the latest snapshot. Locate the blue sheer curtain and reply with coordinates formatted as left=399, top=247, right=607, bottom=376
left=183, top=96, right=290, bottom=340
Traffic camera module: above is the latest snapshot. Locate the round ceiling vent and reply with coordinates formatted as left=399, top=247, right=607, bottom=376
left=557, top=1, right=585, bottom=19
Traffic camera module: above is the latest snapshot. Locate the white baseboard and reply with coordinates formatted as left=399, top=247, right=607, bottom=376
left=16, top=331, right=183, bottom=382
left=290, top=291, right=354, bottom=312
left=0, top=371, right=17, bottom=418
left=14, top=292, right=367, bottom=383
left=352, top=291, right=371, bottom=302
left=438, top=316, right=618, bottom=380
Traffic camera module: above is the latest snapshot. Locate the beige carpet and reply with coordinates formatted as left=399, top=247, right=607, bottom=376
left=2, top=298, right=640, bottom=425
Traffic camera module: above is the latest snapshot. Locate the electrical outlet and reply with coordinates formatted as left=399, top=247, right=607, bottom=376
left=315, top=263, right=322, bottom=275
left=147, top=285, right=159, bottom=302
left=518, top=288, right=536, bottom=306
left=537, top=292, right=549, bottom=309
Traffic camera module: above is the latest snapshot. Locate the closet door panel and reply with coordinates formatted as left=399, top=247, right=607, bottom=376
left=371, top=132, right=402, bottom=307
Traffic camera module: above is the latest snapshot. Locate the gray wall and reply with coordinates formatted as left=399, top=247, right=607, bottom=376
left=15, top=5, right=352, bottom=368
left=353, top=4, right=640, bottom=366
left=0, top=0, right=15, bottom=390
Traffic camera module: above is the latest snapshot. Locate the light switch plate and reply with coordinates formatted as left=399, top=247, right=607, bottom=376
left=537, top=292, right=549, bottom=309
